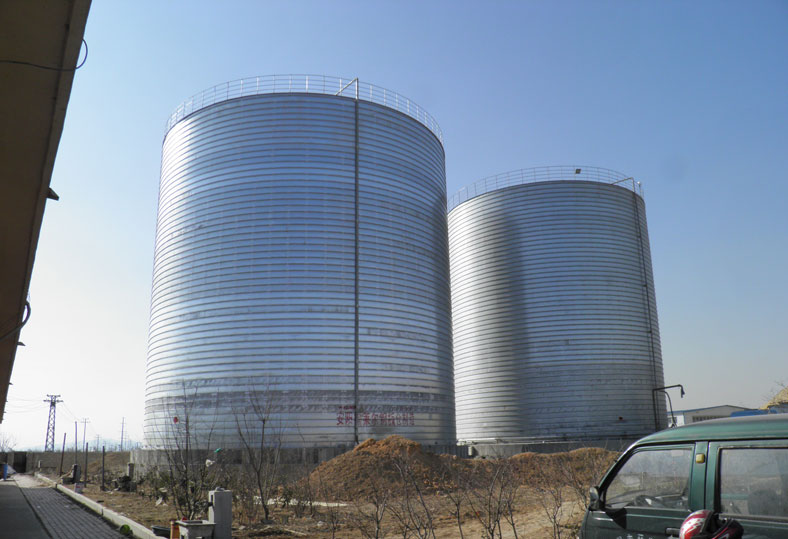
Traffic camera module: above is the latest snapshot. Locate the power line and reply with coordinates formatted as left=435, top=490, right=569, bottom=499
left=6, top=403, right=46, bottom=412
left=60, top=402, right=79, bottom=422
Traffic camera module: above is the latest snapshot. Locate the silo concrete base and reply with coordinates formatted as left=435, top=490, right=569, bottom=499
left=462, top=437, right=635, bottom=458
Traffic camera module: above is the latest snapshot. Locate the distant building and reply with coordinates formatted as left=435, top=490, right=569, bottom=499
left=766, top=403, right=788, bottom=413
left=669, top=405, right=751, bottom=427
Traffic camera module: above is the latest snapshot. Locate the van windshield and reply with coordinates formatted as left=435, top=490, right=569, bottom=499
left=605, top=447, right=693, bottom=510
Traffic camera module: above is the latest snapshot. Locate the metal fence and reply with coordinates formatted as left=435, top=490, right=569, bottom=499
left=448, top=166, right=643, bottom=211
left=165, top=74, right=443, bottom=143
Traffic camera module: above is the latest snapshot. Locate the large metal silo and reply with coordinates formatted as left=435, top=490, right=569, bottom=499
left=448, top=167, right=666, bottom=445
left=145, top=76, right=454, bottom=449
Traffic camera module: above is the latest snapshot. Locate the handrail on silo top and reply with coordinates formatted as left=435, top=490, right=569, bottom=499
left=165, top=75, right=443, bottom=144
left=448, top=166, right=643, bottom=211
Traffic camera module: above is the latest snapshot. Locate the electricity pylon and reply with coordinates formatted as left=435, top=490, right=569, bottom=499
left=43, top=394, right=62, bottom=452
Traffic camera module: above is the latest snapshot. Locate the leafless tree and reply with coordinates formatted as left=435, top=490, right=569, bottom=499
left=534, top=469, right=567, bottom=539
left=531, top=451, right=609, bottom=539
left=349, top=476, right=390, bottom=539
left=233, top=387, right=283, bottom=522
left=314, top=469, right=343, bottom=539
left=465, top=458, right=515, bottom=539
left=0, top=430, right=16, bottom=453
left=557, top=448, right=618, bottom=508
left=500, top=460, right=521, bottom=539
left=283, top=435, right=320, bottom=520
left=762, top=379, right=788, bottom=408
left=230, top=460, right=264, bottom=526
left=155, top=385, right=222, bottom=520
left=439, top=460, right=468, bottom=539
left=388, top=454, right=437, bottom=539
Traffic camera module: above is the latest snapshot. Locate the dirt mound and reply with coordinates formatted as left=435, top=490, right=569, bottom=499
left=512, top=447, right=618, bottom=485
left=309, top=436, right=454, bottom=501
left=352, top=435, right=423, bottom=456
left=309, top=438, right=619, bottom=502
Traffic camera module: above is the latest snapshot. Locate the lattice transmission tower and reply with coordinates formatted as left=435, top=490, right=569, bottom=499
left=43, top=394, right=62, bottom=452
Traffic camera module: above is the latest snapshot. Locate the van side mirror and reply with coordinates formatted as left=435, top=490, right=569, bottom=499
left=589, top=486, right=601, bottom=511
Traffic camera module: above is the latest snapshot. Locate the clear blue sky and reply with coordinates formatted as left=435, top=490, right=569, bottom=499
left=4, top=1, right=787, bottom=449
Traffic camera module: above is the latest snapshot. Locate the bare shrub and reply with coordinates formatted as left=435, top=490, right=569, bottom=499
left=285, top=472, right=316, bottom=519
left=227, top=457, right=264, bottom=526
left=349, top=476, right=391, bottom=539
left=559, top=447, right=618, bottom=507
left=389, top=454, right=438, bottom=539
left=533, top=458, right=569, bottom=539
left=314, top=470, right=343, bottom=539
left=465, top=457, right=520, bottom=539
left=500, top=461, right=521, bottom=539
left=155, top=387, right=222, bottom=520
left=529, top=448, right=619, bottom=539
left=439, top=459, right=469, bottom=539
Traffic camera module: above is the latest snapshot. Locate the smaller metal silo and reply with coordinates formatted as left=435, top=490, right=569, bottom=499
left=448, top=167, right=666, bottom=446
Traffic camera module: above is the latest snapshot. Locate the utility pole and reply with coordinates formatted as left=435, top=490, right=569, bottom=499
left=59, top=432, right=67, bottom=475
left=120, top=417, right=125, bottom=451
left=80, top=418, right=89, bottom=458
left=80, top=418, right=89, bottom=484
left=43, top=394, right=62, bottom=452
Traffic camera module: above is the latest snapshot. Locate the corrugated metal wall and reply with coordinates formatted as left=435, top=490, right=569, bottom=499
left=449, top=176, right=666, bottom=443
left=145, top=90, right=453, bottom=448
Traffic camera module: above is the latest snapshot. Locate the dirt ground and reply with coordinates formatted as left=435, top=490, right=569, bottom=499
left=43, top=437, right=618, bottom=538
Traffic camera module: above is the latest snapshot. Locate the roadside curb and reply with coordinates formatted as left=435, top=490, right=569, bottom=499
left=34, top=473, right=158, bottom=539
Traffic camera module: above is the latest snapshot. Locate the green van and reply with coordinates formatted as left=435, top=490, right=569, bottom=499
left=580, top=414, right=788, bottom=538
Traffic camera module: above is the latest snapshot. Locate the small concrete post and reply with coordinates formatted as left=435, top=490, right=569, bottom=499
left=208, top=488, right=232, bottom=539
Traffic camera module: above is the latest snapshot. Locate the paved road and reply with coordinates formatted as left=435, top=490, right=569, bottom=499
left=12, top=474, right=125, bottom=539
left=0, top=476, right=49, bottom=538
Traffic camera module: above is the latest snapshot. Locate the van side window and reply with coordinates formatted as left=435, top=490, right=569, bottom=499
left=719, top=448, right=788, bottom=518
left=605, top=448, right=692, bottom=510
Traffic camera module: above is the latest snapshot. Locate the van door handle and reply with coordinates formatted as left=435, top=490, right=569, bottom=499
left=666, top=528, right=681, bottom=537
